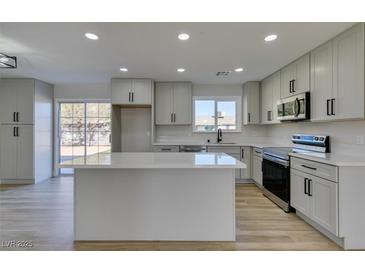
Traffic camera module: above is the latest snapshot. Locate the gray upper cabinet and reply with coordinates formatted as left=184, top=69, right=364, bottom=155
left=111, top=78, right=153, bottom=105
left=261, top=71, right=281, bottom=124
left=242, top=82, right=260, bottom=125
left=280, top=53, right=310, bottom=98
left=155, top=82, right=192, bottom=125
left=0, top=79, right=35, bottom=125
left=311, top=23, right=364, bottom=121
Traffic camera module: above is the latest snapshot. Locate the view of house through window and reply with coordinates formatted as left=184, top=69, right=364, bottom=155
left=193, top=96, right=240, bottom=132
left=59, top=102, right=111, bottom=174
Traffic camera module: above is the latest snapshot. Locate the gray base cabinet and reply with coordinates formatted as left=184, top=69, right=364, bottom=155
left=291, top=158, right=339, bottom=236
left=251, top=148, right=263, bottom=186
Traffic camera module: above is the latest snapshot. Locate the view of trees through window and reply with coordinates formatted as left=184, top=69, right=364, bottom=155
left=59, top=102, right=111, bottom=174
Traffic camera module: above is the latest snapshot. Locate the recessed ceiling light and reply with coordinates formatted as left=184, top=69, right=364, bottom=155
left=85, top=33, right=99, bottom=40
left=178, top=33, right=190, bottom=40
left=177, top=68, right=185, bottom=72
left=264, top=34, right=278, bottom=42
left=235, top=68, right=244, bottom=72
left=120, top=68, right=128, bottom=72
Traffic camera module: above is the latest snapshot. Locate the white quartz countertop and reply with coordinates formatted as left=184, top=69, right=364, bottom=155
left=289, top=151, right=365, bottom=167
left=152, top=142, right=281, bottom=149
left=58, top=152, right=247, bottom=169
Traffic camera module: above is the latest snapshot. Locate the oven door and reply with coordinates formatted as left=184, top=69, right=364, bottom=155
left=262, top=156, right=290, bottom=203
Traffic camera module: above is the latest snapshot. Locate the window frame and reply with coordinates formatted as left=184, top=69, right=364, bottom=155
left=192, top=95, right=242, bottom=133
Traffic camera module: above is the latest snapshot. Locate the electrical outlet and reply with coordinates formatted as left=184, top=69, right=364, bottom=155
left=356, top=135, right=364, bottom=145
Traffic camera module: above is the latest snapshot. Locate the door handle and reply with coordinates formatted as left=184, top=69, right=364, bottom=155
left=304, top=178, right=308, bottom=195
left=331, top=98, right=335, bottom=115
left=308, top=179, right=312, bottom=196
left=326, top=99, right=331, bottom=116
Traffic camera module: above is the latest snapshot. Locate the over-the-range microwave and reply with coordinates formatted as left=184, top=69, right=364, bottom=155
left=277, top=92, right=310, bottom=121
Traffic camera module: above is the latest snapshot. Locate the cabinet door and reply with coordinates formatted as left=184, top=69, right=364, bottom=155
left=260, top=78, right=272, bottom=124
left=16, top=79, right=35, bottom=124
left=0, top=79, right=19, bottom=124
left=280, top=64, right=295, bottom=98
left=172, top=83, right=192, bottom=125
left=132, top=79, right=152, bottom=104
left=311, top=41, right=334, bottom=121
left=290, top=169, right=310, bottom=216
left=252, top=155, right=262, bottom=186
left=111, top=79, right=133, bottom=104
left=155, top=83, right=173, bottom=125
left=16, top=125, right=34, bottom=179
left=0, top=125, right=18, bottom=179
left=271, top=71, right=281, bottom=123
left=243, top=82, right=260, bottom=125
left=310, top=176, right=338, bottom=235
left=294, top=54, right=310, bottom=94
left=240, top=147, right=251, bottom=179
left=333, top=23, right=364, bottom=120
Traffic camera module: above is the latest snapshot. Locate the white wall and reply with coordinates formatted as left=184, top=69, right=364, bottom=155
left=266, top=120, right=365, bottom=156
left=54, top=83, right=111, bottom=100
left=155, top=84, right=268, bottom=143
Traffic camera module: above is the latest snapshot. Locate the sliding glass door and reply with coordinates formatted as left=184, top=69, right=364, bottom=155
left=59, top=102, right=111, bottom=174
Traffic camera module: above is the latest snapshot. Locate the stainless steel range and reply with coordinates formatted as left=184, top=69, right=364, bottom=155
left=262, top=134, right=330, bottom=212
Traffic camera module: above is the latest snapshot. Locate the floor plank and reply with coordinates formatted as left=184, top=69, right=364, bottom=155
left=0, top=177, right=342, bottom=251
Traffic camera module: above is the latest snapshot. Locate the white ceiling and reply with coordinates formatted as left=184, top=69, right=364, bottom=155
left=0, top=22, right=355, bottom=85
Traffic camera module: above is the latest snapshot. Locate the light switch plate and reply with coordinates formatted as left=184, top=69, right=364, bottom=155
left=356, top=135, right=364, bottom=145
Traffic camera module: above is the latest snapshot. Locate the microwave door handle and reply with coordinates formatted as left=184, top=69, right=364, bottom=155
left=294, top=98, right=301, bottom=117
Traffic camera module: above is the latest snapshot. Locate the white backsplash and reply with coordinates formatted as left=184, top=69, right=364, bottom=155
left=266, top=120, right=365, bottom=156
left=155, top=124, right=273, bottom=144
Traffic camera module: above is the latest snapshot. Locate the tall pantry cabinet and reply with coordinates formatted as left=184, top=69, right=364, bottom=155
left=0, top=78, right=54, bottom=184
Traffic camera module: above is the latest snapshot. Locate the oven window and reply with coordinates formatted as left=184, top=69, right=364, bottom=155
left=262, top=159, right=290, bottom=203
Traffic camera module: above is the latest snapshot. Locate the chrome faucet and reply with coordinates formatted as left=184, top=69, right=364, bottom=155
left=217, top=128, right=223, bottom=143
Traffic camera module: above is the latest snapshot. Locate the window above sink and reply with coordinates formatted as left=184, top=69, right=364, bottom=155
left=193, top=96, right=242, bottom=133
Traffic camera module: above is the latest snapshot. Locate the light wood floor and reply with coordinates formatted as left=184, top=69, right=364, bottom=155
left=0, top=177, right=342, bottom=251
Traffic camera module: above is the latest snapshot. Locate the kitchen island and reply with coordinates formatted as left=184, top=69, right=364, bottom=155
left=59, top=152, right=246, bottom=241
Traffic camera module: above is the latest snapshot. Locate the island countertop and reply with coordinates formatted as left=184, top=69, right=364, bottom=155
left=58, top=152, right=246, bottom=169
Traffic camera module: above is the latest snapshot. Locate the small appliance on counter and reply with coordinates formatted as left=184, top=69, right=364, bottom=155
left=277, top=92, right=310, bottom=121
left=262, top=134, right=330, bottom=212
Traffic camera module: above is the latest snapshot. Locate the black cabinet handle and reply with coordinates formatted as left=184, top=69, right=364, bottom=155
left=248, top=113, right=251, bottom=123
left=128, top=92, right=131, bottom=102
left=308, top=179, right=312, bottom=196
left=292, top=79, right=295, bottom=93
left=171, top=113, right=173, bottom=123
left=13, top=127, right=16, bottom=137
left=13, top=112, right=16, bottom=122
left=326, top=99, right=331, bottom=116
left=241, top=148, right=244, bottom=159
left=161, top=148, right=171, bottom=151
left=301, top=164, right=317, bottom=170
left=17, top=127, right=19, bottom=137
left=132, top=92, right=134, bottom=102
left=331, top=98, right=335, bottom=115
left=16, top=112, right=19, bottom=122
left=304, top=178, right=308, bottom=195
left=174, top=113, right=176, bottom=123
left=289, top=80, right=292, bottom=93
